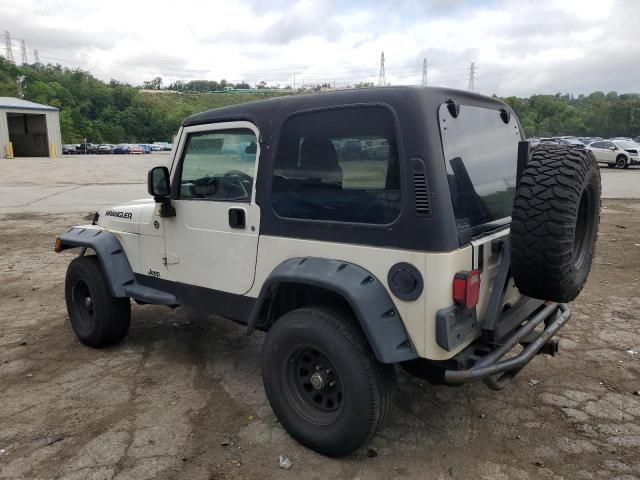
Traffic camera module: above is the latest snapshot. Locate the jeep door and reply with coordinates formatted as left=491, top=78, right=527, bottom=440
left=162, top=121, right=260, bottom=295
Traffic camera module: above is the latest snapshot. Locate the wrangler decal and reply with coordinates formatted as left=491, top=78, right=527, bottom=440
left=105, top=210, right=133, bottom=220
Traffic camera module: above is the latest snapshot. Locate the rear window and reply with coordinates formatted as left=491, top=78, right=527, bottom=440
left=271, top=106, right=401, bottom=225
left=439, top=104, right=521, bottom=237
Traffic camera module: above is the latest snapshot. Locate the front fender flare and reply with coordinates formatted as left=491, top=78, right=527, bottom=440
left=247, top=257, right=418, bottom=364
left=56, top=227, right=176, bottom=305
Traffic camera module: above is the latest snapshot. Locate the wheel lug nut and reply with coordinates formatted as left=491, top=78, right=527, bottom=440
left=325, top=369, right=331, bottom=374
left=329, top=380, right=336, bottom=387
left=315, top=365, right=321, bottom=371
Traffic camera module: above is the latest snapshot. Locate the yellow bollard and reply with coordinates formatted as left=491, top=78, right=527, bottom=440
left=8, top=142, right=14, bottom=159
left=49, top=143, right=54, bottom=158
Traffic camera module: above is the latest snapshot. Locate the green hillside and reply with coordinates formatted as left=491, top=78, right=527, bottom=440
left=0, top=59, right=290, bottom=143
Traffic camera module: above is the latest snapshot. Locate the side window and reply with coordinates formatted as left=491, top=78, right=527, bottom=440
left=271, top=107, right=401, bottom=225
left=178, top=128, right=257, bottom=202
left=591, top=142, right=603, bottom=149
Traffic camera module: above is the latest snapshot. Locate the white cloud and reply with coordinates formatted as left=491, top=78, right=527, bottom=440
left=0, top=0, right=637, bottom=95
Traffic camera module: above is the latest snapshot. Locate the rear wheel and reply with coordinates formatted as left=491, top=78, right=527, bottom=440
left=261, top=307, right=396, bottom=456
left=65, top=256, right=131, bottom=347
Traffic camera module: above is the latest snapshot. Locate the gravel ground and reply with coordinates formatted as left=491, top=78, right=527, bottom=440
left=0, top=158, right=639, bottom=479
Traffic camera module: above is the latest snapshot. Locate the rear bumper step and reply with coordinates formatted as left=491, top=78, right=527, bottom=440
left=444, top=303, right=570, bottom=390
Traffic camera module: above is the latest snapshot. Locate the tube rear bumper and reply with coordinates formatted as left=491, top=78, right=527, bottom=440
left=444, top=302, right=570, bottom=390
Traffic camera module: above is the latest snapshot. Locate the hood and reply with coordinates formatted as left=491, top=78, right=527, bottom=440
left=97, top=198, right=157, bottom=234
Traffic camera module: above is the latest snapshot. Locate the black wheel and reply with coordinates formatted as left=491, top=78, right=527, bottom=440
left=511, top=144, right=601, bottom=302
left=616, top=155, right=629, bottom=169
left=262, top=307, right=396, bottom=457
left=65, top=256, right=131, bottom=347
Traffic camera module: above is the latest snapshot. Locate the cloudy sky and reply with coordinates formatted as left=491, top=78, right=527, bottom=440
left=1, top=0, right=638, bottom=96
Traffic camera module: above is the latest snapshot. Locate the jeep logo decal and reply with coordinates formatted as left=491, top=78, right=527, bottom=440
left=105, top=210, right=133, bottom=220
left=147, top=268, right=160, bottom=278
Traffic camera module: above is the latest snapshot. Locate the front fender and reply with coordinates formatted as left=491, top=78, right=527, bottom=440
left=56, top=227, right=135, bottom=297
left=247, top=257, right=418, bottom=364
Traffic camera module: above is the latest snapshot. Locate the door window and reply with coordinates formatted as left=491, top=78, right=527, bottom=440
left=271, top=106, right=401, bottom=225
left=178, top=128, right=257, bottom=202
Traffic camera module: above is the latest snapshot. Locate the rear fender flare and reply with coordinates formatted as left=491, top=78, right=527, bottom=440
left=247, top=257, right=418, bottom=364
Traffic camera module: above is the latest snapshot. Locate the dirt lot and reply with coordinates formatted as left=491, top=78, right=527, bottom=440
left=1, top=168, right=640, bottom=478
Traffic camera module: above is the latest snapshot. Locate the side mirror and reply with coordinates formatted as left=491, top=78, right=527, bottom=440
left=147, top=166, right=176, bottom=217
left=148, top=166, right=170, bottom=199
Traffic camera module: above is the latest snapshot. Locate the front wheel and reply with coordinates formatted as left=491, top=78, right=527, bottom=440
left=616, top=155, right=628, bottom=169
left=65, top=256, right=131, bottom=347
left=261, top=307, right=396, bottom=456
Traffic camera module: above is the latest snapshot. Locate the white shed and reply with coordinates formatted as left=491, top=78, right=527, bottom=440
left=0, top=97, right=62, bottom=159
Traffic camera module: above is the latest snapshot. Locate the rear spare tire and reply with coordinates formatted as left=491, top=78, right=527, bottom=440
left=511, top=144, right=600, bottom=302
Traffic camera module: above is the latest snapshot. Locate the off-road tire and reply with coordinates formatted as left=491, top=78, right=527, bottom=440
left=65, top=256, right=131, bottom=347
left=616, top=155, right=629, bottom=169
left=261, top=306, right=396, bottom=457
left=511, top=144, right=600, bottom=302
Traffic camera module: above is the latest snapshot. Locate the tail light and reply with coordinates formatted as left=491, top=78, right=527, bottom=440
left=453, top=269, right=481, bottom=308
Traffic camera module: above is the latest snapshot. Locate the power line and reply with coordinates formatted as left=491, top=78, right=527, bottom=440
left=4, top=30, right=15, bottom=64
left=378, top=51, right=386, bottom=86
left=467, top=62, right=477, bottom=92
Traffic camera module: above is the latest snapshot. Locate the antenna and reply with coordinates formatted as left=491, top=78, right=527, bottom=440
left=378, top=51, right=386, bottom=86
left=467, top=62, right=477, bottom=92
left=421, top=58, right=428, bottom=87
left=20, top=39, right=27, bottom=64
left=4, top=31, right=15, bottom=64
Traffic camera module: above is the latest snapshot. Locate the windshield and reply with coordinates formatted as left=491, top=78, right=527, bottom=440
left=439, top=104, right=521, bottom=238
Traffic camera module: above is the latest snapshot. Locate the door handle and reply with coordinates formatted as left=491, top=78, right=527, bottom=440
left=228, top=208, right=246, bottom=229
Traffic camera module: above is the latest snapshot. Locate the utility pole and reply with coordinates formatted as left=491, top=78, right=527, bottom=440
left=378, top=51, right=386, bottom=86
left=20, top=39, right=27, bottom=64
left=467, top=62, right=477, bottom=92
left=4, top=31, right=15, bottom=64
left=293, top=72, right=296, bottom=90
left=33, top=49, right=40, bottom=64
left=421, top=58, right=428, bottom=87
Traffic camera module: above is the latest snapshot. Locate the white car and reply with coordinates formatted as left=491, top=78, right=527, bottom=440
left=587, top=139, right=640, bottom=169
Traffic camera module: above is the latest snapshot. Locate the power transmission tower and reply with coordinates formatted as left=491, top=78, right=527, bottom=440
left=378, top=51, right=386, bottom=86
left=421, top=58, right=428, bottom=87
left=467, top=62, right=477, bottom=92
left=20, top=39, right=27, bottom=64
left=33, top=49, right=40, bottom=64
left=4, top=31, right=15, bottom=64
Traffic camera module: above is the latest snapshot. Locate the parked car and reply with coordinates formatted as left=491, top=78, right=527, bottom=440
left=579, top=137, right=602, bottom=146
left=153, top=141, right=173, bottom=151
left=112, top=144, right=130, bottom=154
left=62, top=144, right=77, bottom=155
left=587, top=139, right=640, bottom=168
left=76, top=143, right=99, bottom=154
left=539, top=137, right=557, bottom=144
left=556, top=138, right=585, bottom=147
left=139, top=144, right=152, bottom=154
left=98, top=144, right=113, bottom=154
left=151, top=144, right=162, bottom=151
left=129, top=145, right=145, bottom=155
left=633, top=136, right=640, bottom=144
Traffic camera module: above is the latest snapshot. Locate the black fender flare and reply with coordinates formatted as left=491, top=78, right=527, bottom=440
left=56, top=227, right=176, bottom=305
left=247, top=257, right=418, bottom=364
